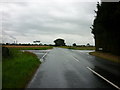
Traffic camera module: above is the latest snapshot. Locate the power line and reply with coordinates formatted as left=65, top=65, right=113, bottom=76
left=2, top=31, right=17, bottom=44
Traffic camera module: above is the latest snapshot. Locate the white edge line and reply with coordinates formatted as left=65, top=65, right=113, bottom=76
left=41, top=52, right=48, bottom=59
left=86, top=66, right=120, bottom=90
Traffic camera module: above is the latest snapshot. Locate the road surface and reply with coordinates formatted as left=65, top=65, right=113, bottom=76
left=26, top=48, right=120, bottom=89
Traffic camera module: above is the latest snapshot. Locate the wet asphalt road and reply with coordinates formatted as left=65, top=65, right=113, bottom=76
left=26, top=48, right=120, bottom=88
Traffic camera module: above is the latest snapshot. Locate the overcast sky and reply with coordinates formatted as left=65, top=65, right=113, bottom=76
left=0, top=0, right=100, bottom=45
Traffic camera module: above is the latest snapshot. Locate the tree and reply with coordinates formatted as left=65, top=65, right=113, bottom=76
left=54, top=38, right=66, bottom=46
left=91, top=2, right=120, bottom=55
left=73, top=43, right=76, bottom=46
left=86, top=43, right=90, bottom=46
left=2, top=47, right=9, bottom=58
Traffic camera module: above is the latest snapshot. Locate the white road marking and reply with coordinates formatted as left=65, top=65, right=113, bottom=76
left=87, top=67, right=120, bottom=90
left=41, top=52, right=48, bottom=59
left=73, top=57, right=80, bottom=62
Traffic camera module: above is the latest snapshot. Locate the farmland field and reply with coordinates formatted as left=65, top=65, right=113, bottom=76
left=2, top=45, right=50, bottom=48
left=2, top=45, right=53, bottom=50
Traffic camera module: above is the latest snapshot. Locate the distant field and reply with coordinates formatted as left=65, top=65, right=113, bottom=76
left=2, top=45, right=49, bottom=48
left=59, top=46, right=95, bottom=50
left=2, top=45, right=95, bottom=50
left=2, top=45, right=53, bottom=50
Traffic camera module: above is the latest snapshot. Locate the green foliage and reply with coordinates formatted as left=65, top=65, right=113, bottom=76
left=2, top=47, right=10, bottom=58
left=73, top=43, right=77, bottom=46
left=2, top=48, right=41, bottom=88
left=91, top=2, right=120, bottom=55
left=54, top=39, right=66, bottom=46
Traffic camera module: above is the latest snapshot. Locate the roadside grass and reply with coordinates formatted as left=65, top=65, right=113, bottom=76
left=89, top=52, right=120, bottom=63
left=59, top=46, right=95, bottom=50
left=2, top=48, right=41, bottom=88
left=3, top=46, right=53, bottom=50
left=0, top=61, right=1, bottom=89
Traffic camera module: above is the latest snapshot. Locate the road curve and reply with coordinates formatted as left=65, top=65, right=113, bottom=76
left=27, top=48, right=120, bottom=88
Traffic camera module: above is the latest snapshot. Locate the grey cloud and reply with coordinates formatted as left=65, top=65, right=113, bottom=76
left=1, top=0, right=97, bottom=45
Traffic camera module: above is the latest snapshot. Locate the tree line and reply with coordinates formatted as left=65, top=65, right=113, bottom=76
left=2, top=39, right=93, bottom=47
left=91, top=2, right=120, bottom=55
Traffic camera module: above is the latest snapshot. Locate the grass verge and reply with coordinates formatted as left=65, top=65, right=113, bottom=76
left=89, top=52, right=120, bottom=63
left=2, top=48, right=41, bottom=88
left=59, top=46, right=95, bottom=50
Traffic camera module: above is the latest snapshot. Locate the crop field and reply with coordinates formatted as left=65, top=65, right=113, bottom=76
left=2, top=45, right=49, bottom=48
left=59, top=46, right=95, bottom=50
left=2, top=45, right=53, bottom=50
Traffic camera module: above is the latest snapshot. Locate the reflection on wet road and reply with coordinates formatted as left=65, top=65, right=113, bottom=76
left=26, top=48, right=120, bottom=89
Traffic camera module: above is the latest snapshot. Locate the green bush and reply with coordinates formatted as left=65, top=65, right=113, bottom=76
left=2, top=47, right=10, bottom=58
